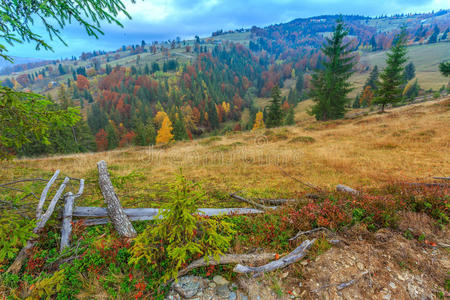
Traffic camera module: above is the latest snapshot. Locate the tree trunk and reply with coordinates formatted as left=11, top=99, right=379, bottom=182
left=60, top=179, right=85, bottom=252
left=97, top=160, right=136, bottom=238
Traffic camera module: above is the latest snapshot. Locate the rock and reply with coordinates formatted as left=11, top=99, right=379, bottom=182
left=209, top=282, right=217, bottom=289
left=173, top=276, right=205, bottom=299
left=397, top=274, right=405, bottom=281
left=389, top=282, right=397, bottom=289
left=213, top=275, right=229, bottom=286
left=216, top=284, right=231, bottom=298
left=229, top=291, right=237, bottom=300
left=301, top=261, right=308, bottom=266
left=356, top=262, right=364, bottom=270
left=382, top=293, right=391, bottom=300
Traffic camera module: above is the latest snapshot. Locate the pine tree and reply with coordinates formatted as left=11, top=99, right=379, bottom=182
left=284, top=108, right=295, bottom=125
left=374, top=29, right=408, bottom=112
left=310, top=18, right=355, bottom=120
left=403, top=62, right=416, bottom=82
left=156, top=116, right=174, bottom=144
left=365, top=66, right=379, bottom=91
left=266, top=85, right=283, bottom=128
left=439, top=61, right=450, bottom=77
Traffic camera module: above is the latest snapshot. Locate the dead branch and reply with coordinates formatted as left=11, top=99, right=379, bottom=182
left=311, top=271, right=369, bottom=293
left=36, top=170, right=60, bottom=219
left=7, top=177, right=70, bottom=274
left=0, top=178, right=48, bottom=187
left=77, top=207, right=265, bottom=226
left=256, top=198, right=298, bottom=205
left=97, top=160, right=136, bottom=238
left=277, top=166, right=323, bottom=193
left=230, top=193, right=273, bottom=210
left=433, top=177, right=450, bottom=181
left=60, top=179, right=85, bottom=252
left=176, top=252, right=276, bottom=278
left=336, top=184, right=360, bottom=195
left=404, top=182, right=448, bottom=187
left=289, top=227, right=334, bottom=241
left=233, top=239, right=316, bottom=276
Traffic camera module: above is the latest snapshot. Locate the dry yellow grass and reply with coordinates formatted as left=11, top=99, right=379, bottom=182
left=1, top=98, right=449, bottom=208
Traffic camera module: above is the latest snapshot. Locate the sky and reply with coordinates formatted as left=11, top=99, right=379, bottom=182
left=5, top=0, right=449, bottom=60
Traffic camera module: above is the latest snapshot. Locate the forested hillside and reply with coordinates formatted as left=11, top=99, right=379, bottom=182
left=1, top=10, right=449, bottom=157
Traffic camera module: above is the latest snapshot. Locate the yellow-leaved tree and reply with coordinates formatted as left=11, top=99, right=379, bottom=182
left=156, top=116, right=174, bottom=144
left=252, top=111, right=265, bottom=130
left=154, top=111, right=169, bottom=128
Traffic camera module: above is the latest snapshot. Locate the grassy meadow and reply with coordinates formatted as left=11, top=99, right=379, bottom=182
left=2, top=97, right=448, bottom=209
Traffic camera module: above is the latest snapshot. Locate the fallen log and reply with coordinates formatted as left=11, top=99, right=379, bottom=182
left=289, top=227, right=333, bottom=241
left=230, top=193, right=272, bottom=210
left=60, top=179, right=85, bottom=252
left=433, top=177, right=450, bottom=181
left=256, top=198, right=297, bottom=205
left=233, top=239, right=315, bottom=276
left=77, top=207, right=266, bottom=226
left=404, top=182, right=448, bottom=187
left=277, top=166, right=323, bottom=193
left=97, top=160, right=136, bottom=238
left=7, top=177, right=70, bottom=274
left=336, top=184, right=359, bottom=195
left=36, top=170, right=60, bottom=219
left=176, top=252, right=276, bottom=278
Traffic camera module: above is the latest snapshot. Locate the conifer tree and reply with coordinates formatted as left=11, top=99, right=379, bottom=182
left=403, top=62, right=416, bottom=82
left=439, top=61, right=450, bottom=77
left=156, top=116, right=174, bottom=144
left=374, top=29, right=408, bottom=112
left=310, top=18, right=355, bottom=120
left=266, top=85, right=283, bottom=128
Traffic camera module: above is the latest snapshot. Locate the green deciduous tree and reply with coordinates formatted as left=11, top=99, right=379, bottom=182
left=374, top=30, right=408, bottom=112
left=310, top=18, right=355, bottom=120
left=0, top=0, right=131, bottom=159
left=0, top=88, right=80, bottom=159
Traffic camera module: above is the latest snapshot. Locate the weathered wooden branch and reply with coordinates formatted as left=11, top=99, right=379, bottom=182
left=60, top=179, right=85, bottom=253
left=36, top=170, right=60, bottom=219
left=97, top=160, right=136, bottom=238
left=336, top=184, right=360, bottom=195
left=230, top=193, right=273, bottom=210
left=176, top=253, right=276, bottom=278
left=7, top=177, right=69, bottom=274
left=404, top=182, right=448, bottom=187
left=233, top=239, right=316, bottom=276
left=289, top=227, right=333, bottom=241
left=256, top=198, right=297, bottom=205
left=433, top=177, right=450, bottom=181
left=277, top=166, right=323, bottom=192
left=76, top=207, right=265, bottom=226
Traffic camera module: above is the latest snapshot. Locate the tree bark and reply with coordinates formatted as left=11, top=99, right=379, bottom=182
left=97, top=160, right=136, bottom=238
left=60, top=179, right=84, bottom=252
left=177, top=253, right=276, bottom=278
left=233, top=239, right=315, bottom=276
left=36, top=170, right=60, bottom=219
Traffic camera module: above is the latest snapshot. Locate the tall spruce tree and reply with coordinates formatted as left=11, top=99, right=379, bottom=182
left=310, top=18, right=355, bottom=121
left=374, top=29, right=408, bottom=112
left=266, top=85, right=283, bottom=128
left=403, top=62, right=416, bottom=82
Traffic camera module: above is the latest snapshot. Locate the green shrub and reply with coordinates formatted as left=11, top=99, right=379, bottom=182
left=0, top=212, right=36, bottom=265
left=129, top=171, right=235, bottom=283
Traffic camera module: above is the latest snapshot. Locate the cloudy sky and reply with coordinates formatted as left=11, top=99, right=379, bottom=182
left=6, top=0, right=449, bottom=59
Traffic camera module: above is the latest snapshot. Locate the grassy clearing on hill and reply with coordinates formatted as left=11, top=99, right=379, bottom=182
left=352, top=42, right=450, bottom=93
left=1, top=97, right=448, bottom=209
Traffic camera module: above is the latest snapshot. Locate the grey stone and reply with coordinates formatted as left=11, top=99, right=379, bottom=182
left=213, top=275, right=229, bottom=286
left=173, top=275, right=204, bottom=299
left=216, top=284, right=231, bottom=298
left=229, top=291, right=237, bottom=300
left=389, top=282, right=397, bottom=289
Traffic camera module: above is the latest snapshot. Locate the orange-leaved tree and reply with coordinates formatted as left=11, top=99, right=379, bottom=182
left=156, top=116, right=174, bottom=144
left=252, top=111, right=265, bottom=130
